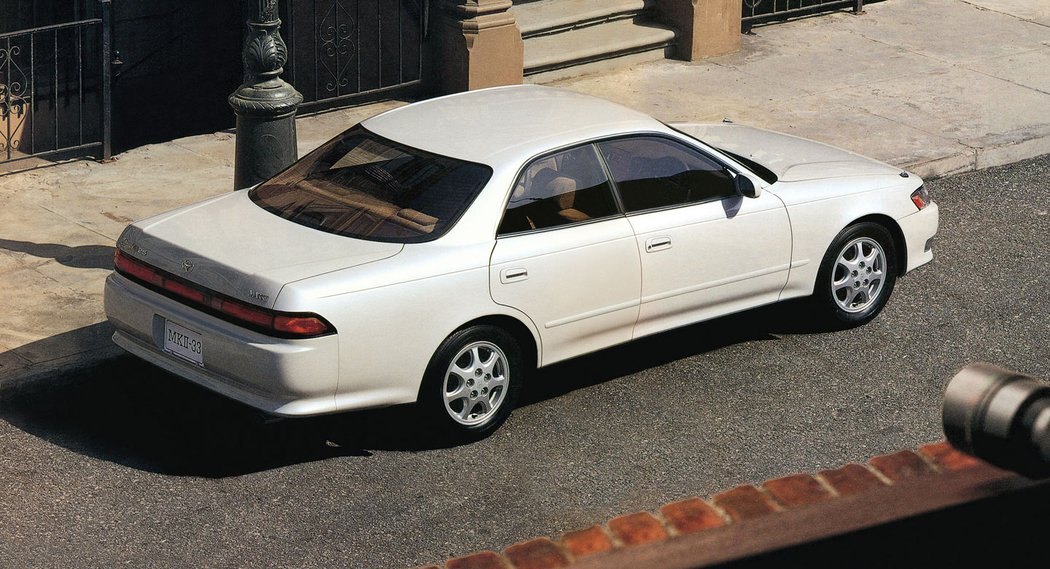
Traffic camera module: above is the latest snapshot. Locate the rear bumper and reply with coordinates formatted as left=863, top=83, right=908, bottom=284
left=899, top=201, right=939, bottom=273
left=104, top=272, right=340, bottom=416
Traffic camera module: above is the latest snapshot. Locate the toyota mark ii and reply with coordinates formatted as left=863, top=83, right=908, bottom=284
left=104, top=85, right=939, bottom=438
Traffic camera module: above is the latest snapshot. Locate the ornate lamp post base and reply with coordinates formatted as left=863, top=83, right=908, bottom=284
left=229, top=80, right=303, bottom=190
left=229, top=1, right=303, bottom=190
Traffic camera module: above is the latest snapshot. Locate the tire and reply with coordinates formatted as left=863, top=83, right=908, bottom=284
left=813, top=222, right=898, bottom=327
left=419, top=325, right=523, bottom=440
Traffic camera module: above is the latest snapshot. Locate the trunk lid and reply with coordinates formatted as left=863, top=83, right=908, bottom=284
left=117, top=191, right=403, bottom=308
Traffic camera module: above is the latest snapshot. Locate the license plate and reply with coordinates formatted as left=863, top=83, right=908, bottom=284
left=163, top=319, right=204, bottom=367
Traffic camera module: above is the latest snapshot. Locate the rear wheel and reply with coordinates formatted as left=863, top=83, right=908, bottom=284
left=420, top=325, right=523, bottom=440
left=814, top=222, right=898, bottom=327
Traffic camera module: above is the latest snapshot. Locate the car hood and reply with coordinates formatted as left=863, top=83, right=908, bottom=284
left=670, top=123, right=903, bottom=182
left=117, top=191, right=403, bottom=309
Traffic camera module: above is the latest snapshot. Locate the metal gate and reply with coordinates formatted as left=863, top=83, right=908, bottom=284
left=282, top=0, right=426, bottom=111
left=743, top=0, right=864, bottom=30
left=1, top=0, right=111, bottom=166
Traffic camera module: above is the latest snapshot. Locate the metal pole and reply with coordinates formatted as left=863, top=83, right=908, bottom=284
left=53, top=29, right=59, bottom=152
left=229, top=0, right=303, bottom=190
left=3, top=37, right=11, bottom=161
left=100, top=0, right=112, bottom=160
left=853, top=0, right=865, bottom=14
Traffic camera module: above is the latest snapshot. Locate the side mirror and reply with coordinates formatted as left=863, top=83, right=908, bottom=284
left=733, top=172, right=760, bottom=198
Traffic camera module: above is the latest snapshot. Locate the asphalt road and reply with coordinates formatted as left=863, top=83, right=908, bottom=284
left=2, top=155, right=1049, bottom=568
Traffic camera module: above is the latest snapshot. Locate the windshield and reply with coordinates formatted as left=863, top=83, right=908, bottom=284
left=250, top=127, right=493, bottom=243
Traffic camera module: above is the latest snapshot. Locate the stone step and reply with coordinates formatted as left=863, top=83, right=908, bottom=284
left=512, top=0, right=656, bottom=38
left=522, top=17, right=676, bottom=76
left=526, top=45, right=675, bottom=84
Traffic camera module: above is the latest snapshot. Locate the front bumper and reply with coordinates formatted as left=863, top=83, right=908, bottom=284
left=104, top=272, right=340, bottom=416
left=898, top=201, right=939, bottom=273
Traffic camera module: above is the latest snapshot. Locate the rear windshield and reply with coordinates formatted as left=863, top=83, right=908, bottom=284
left=250, top=127, right=492, bottom=243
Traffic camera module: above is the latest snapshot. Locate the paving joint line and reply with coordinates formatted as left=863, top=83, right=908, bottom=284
left=959, top=0, right=1050, bottom=29
left=849, top=26, right=1050, bottom=74
left=36, top=204, right=119, bottom=244
left=0, top=349, right=34, bottom=367
left=19, top=256, right=107, bottom=306
left=852, top=103, right=979, bottom=151
left=169, top=140, right=236, bottom=166
left=14, top=343, right=113, bottom=368
left=959, top=60, right=1050, bottom=98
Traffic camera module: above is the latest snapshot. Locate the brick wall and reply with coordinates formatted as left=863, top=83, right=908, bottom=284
left=418, top=441, right=983, bottom=569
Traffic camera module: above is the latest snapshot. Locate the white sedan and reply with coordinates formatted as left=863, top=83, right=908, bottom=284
left=104, top=85, right=938, bottom=439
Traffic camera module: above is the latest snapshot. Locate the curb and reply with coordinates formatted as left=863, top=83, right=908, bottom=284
left=904, top=136, right=1050, bottom=180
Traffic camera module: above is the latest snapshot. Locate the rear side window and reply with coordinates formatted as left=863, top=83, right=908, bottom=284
left=250, top=127, right=492, bottom=243
left=598, top=137, right=736, bottom=213
left=498, top=144, right=619, bottom=235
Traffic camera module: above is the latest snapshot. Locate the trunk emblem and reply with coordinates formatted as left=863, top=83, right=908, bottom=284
left=120, top=238, right=148, bottom=257
left=249, top=289, right=269, bottom=302
left=182, top=260, right=194, bottom=272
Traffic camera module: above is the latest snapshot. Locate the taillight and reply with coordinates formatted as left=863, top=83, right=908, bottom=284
left=165, top=279, right=207, bottom=304
left=113, top=249, right=334, bottom=338
left=212, top=296, right=275, bottom=328
left=114, top=249, right=163, bottom=287
left=275, top=315, right=330, bottom=336
left=910, top=185, right=930, bottom=210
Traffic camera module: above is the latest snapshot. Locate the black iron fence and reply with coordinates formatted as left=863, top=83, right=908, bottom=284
left=0, top=0, right=111, bottom=166
left=743, top=0, right=864, bottom=30
left=282, top=0, right=426, bottom=112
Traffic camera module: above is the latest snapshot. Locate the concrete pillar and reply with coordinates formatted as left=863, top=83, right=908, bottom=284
left=655, top=0, right=741, bottom=61
left=430, top=0, right=524, bottom=94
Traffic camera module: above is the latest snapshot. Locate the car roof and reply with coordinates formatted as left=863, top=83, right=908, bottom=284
left=360, top=85, right=665, bottom=166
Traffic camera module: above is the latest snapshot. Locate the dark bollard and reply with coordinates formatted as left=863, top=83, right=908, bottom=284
left=943, top=362, right=1050, bottom=477
left=229, top=0, right=303, bottom=190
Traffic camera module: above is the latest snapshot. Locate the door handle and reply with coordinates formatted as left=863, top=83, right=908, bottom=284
left=645, top=237, right=672, bottom=252
left=500, top=267, right=528, bottom=283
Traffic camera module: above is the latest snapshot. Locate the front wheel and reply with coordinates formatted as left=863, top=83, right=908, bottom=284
left=813, top=222, right=898, bottom=327
left=420, top=325, right=523, bottom=440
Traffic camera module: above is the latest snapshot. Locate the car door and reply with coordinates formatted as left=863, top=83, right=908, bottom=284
left=490, top=144, right=642, bottom=365
left=596, top=136, right=792, bottom=339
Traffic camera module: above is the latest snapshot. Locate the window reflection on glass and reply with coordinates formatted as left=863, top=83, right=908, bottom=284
left=499, top=145, right=618, bottom=235
left=598, top=137, right=735, bottom=212
left=251, top=127, right=492, bottom=243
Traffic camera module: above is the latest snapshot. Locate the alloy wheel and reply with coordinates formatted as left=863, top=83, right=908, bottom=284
left=442, top=341, right=509, bottom=426
left=831, top=236, right=887, bottom=313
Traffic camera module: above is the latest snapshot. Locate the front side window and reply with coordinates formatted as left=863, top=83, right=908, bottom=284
left=250, top=127, right=492, bottom=243
left=498, top=145, right=619, bottom=235
left=598, top=137, right=736, bottom=213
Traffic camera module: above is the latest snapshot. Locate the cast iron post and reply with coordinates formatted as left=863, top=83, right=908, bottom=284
left=100, top=0, right=113, bottom=160
left=229, top=0, right=303, bottom=190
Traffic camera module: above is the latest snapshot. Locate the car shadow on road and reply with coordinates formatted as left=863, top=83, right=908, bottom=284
left=0, top=300, right=830, bottom=478
left=1, top=350, right=441, bottom=477
left=519, top=299, right=828, bottom=406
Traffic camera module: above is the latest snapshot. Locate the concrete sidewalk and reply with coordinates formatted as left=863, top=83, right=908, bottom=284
left=1, top=0, right=1048, bottom=385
